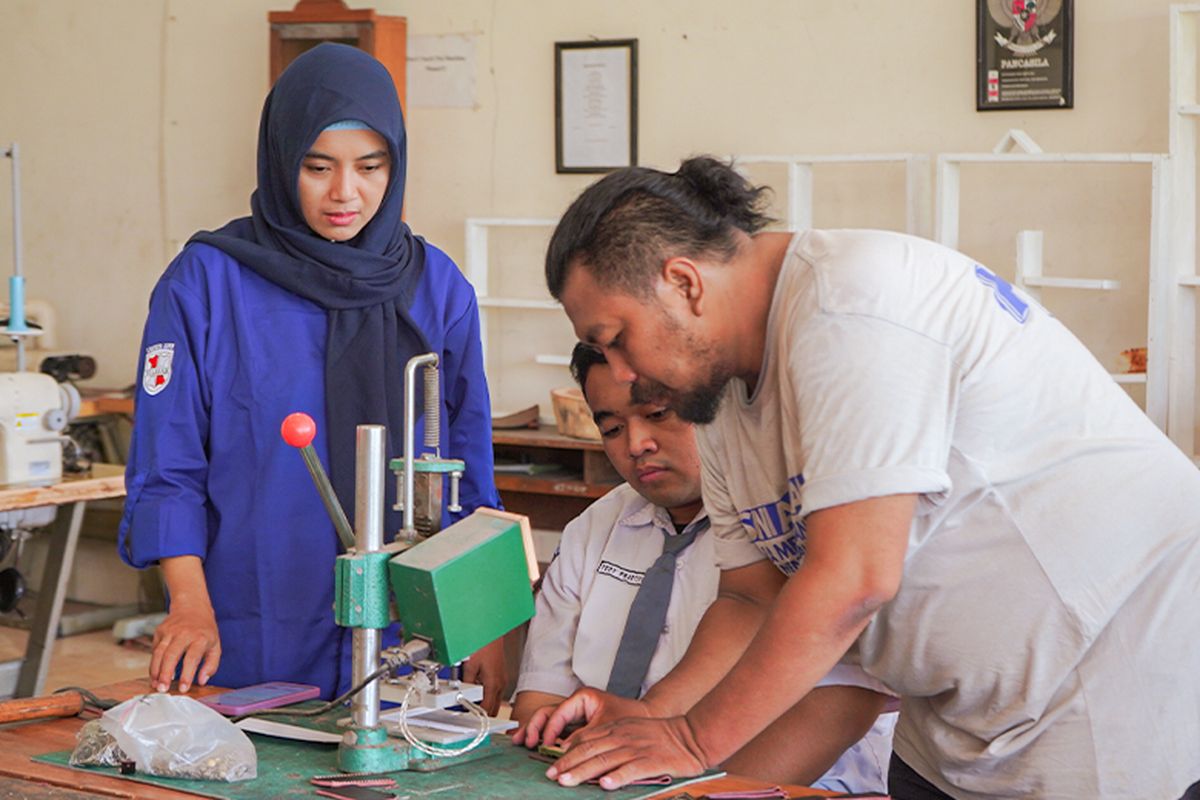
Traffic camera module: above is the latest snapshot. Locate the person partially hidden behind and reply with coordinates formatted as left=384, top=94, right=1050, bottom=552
left=512, top=343, right=897, bottom=793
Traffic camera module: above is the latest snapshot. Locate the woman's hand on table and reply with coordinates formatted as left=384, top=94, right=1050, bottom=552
left=150, top=601, right=221, bottom=693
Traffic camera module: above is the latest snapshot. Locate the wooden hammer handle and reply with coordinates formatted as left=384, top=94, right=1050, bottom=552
left=0, top=691, right=86, bottom=724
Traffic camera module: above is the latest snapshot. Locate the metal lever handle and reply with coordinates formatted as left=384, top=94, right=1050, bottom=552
left=281, top=412, right=356, bottom=550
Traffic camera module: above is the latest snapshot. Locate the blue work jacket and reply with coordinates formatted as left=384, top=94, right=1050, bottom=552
left=118, top=241, right=500, bottom=698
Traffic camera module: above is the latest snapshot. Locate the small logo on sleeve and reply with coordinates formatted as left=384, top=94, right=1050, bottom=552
left=142, top=343, right=175, bottom=396
left=974, top=265, right=1030, bottom=324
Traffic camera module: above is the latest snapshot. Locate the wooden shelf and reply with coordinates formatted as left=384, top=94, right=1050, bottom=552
left=493, top=424, right=603, bottom=451
left=494, top=471, right=614, bottom=500
left=492, top=424, right=618, bottom=529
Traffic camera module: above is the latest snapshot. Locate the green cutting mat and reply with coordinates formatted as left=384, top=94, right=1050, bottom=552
left=37, top=732, right=723, bottom=799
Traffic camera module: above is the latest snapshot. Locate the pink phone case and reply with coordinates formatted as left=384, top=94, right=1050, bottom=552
left=199, top=681, right=321, bottom=715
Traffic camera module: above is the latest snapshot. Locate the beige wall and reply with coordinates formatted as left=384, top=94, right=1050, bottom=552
left=0, top=0, right=1194, bottom=450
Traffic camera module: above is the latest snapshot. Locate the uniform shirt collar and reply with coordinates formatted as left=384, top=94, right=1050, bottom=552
left=618, top=488, right=709, bottom=537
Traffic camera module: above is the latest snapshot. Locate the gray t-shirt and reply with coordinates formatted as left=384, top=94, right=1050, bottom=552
left=699, top=229, right=1200, bottom=799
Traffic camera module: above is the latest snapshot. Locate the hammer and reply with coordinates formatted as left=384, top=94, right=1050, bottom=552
left=0, top=687, right=115, bottom=725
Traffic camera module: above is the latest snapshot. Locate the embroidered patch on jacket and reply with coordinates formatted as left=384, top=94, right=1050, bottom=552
left=596, top=560, right=645, bottom=586
left=142, top=342, right=175, bottom=396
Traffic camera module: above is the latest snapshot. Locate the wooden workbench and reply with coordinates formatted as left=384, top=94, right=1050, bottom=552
left=0, top=464, right=126, bottom=698
left=0, top=463, right=124, bottom=512
left=0, top=679, right=835, bottom=798
left=77, top=395, right=135, bottom=419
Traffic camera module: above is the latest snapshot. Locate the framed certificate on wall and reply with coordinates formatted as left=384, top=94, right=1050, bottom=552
left=977, top=0, right=1074, bottom=110
left=555, top=39, right=638, bottom=173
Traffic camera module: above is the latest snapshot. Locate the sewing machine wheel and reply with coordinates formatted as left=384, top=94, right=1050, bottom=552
left=0, top=567, right=25, bottom=614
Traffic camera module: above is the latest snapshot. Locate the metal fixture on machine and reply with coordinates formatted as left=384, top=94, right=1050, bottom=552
left=280, top=353, right=534, bottom=774
left=392, top=354, right=464, bottom=540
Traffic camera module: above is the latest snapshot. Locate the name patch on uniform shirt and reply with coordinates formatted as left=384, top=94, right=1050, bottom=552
left=597, top=560, right=645, bottom=586
left=142, top=342, right=175, bottom=396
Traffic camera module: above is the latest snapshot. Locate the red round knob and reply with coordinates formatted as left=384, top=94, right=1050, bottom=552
left=281, top=412, right=316, bottom=448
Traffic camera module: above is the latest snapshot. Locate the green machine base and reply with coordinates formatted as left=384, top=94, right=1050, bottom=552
left=338, top=723, right=500, bottom=773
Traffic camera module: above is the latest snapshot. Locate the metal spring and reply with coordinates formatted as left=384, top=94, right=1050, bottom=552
left=423, top=363, right=440, bottom=449
left=415, top=514, right=436, bottom=538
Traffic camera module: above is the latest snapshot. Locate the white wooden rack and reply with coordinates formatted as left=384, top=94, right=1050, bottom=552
left=735, top=153, right=932, bottom=238
left=935, top=130, right=1171, bottom=433
left=464, top=217, right=563, bottom=368
left=1169, top=4, right=1200, bottom=463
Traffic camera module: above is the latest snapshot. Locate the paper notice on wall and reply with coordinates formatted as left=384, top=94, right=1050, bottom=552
left=559, top=45, right=631, bottom=169
left=407, top=34, right=477, bottom=108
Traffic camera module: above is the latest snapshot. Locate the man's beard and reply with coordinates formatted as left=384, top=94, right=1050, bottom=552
left=630, top=372, right=730, bottom=425
left=631, top=314, right=734, bottom=424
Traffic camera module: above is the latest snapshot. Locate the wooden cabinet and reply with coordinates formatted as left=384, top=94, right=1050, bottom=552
left=268, top=0, right=407, bottom=109
left=492, top=426, right=620, bottom=531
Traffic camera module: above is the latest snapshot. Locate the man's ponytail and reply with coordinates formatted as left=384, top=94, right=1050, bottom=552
left=675, top=156, right=772, bottom=236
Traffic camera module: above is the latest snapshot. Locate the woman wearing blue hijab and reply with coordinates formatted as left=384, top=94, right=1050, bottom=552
left=119, top=44, right=505, bottom=705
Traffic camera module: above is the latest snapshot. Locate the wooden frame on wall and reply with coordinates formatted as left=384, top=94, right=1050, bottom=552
left=267, top=0, right=407, bottom=108
left=976, top=0, right=1074, bottom=111
left=554, top=39, right=638, bottom=174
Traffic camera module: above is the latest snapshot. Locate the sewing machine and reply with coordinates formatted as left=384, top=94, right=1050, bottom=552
left=0, top=142, right=79, bottom=493
left=0, top=373, right=77, bottom=488
left=282, top=352, right=535, bottom=773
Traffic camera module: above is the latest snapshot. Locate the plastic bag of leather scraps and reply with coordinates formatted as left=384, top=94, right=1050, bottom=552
left=71, top=694, right=257, bottom=781
left=70, top=719, right=128, bottom=767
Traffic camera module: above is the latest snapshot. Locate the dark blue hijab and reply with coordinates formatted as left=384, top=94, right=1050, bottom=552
left=192, top=43, right=428, bottom=534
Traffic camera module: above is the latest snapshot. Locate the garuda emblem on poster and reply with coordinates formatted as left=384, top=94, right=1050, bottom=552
left=987, top=0, right=1064, bottom=56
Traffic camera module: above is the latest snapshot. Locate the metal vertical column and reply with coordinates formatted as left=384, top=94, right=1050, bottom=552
left=351, top=425, right=386, bottom=730
left=5, top=142, right=28, bottom=372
